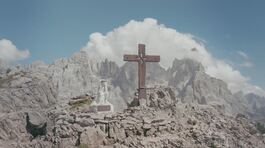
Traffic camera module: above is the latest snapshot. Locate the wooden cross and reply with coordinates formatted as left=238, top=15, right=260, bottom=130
left=123, top=44, right=160, bottom=105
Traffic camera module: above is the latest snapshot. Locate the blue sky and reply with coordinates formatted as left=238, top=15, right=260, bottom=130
left=0, top=0, right=265, bottom=89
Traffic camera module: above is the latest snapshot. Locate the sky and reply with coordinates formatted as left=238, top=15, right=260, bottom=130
left=0, top=0, right=265, bottom=91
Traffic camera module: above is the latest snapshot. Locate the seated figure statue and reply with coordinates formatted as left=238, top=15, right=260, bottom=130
left=90, top=80, right=114, bottom=112
left=98, top=88, right=106, bottom=104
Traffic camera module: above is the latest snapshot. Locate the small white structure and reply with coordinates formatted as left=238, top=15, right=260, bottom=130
left=89, top=80, right=114, bottom=113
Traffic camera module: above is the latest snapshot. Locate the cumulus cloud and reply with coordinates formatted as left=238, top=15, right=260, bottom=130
left=82, top=18, right=265, bottom=96
left=0, top=39, right=30, bottom=62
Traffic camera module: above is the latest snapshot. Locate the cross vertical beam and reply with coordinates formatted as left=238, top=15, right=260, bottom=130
left=138, top=44, right=146, bottom=100
left=123, top=44, right=160, bottom=106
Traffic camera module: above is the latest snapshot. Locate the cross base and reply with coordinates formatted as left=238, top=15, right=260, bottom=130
left=139, top=98, right=147, bottom=106
left=138, top=88, right=146, bottom=100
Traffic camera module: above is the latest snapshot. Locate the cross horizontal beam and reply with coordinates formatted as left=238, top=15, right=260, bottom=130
left=144, top=55, right=160, bottom=62
left=123, top=55, right=138, bottom=61
left=123, top=55, right=160, bottom=62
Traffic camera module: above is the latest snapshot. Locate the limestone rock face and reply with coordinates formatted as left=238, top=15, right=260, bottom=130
left=99, top=59, right=120, bottom=79
left=0, top=71, right=57, bottom=113
left=163, top=58, right=251, bottom=115
left=168, top=58, right=205, bottom=96
left=27, top=52, right=126, bottom=110
left=40, top=51, right=101, bottom=99
left=21, top=53, right=262, bottom=116
left=0, top=69, right=57, bottom=147
left=179, top=71, right=247, bottom=115
left=245, top=93, right=265, bottom=111
left=244, top=93, right=265, bottom=121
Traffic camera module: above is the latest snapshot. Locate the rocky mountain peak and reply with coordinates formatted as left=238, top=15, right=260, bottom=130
left=99, top=59, right=119, bottom=79
left=168, top=58, right=205, bottom=93
left=171, top=58, right=205, bottom=73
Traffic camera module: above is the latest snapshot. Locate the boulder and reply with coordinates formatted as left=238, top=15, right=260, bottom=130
left=79, top=127, right=106, bottom=148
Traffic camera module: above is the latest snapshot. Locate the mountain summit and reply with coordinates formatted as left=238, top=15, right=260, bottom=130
left=0, top=51, right=265, bottom=147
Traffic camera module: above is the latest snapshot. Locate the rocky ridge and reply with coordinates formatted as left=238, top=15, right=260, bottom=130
left=8, top=87, right=265, bottom=148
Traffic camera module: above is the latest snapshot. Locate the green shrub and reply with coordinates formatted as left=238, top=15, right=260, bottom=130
left=210, top=143, right=217, bottom=148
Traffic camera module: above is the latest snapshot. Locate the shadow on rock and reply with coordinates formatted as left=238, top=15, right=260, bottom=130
left=26, top=112, right=47, bottom=139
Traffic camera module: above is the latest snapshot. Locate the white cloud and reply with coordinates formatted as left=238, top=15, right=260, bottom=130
left=237, top=51, right=249, bottom=60
left=82, top=18, right=265, bottom=96
left=0, top=39, right=30, bottom=62
left=240, top=61, right=253, bottom=68
left=237, top=51, right=253, bottom=68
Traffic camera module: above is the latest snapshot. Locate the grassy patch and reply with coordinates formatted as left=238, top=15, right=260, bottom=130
left=79, top=144, right=89, bottom=148
left=69, top=96, right=93, bottom=110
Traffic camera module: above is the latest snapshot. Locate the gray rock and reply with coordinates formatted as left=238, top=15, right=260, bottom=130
left=76, top=118, right=95, bottom=127
left=79, top=127, right=106, bottom=148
